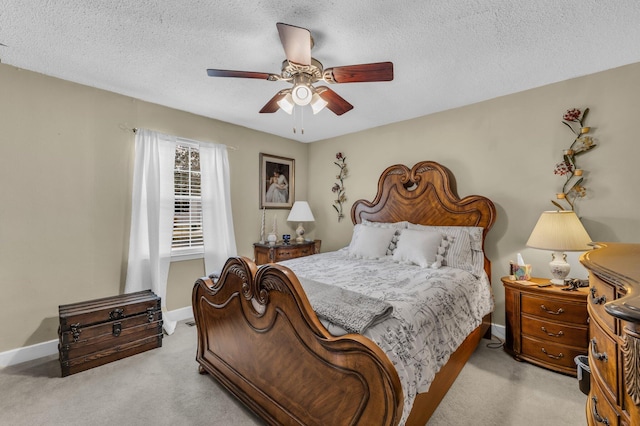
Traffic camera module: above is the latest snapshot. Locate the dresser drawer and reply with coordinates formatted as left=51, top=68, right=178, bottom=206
left=521, top=335, right=586, bottom=371
left=589, top=379, right=620, bottom=426
left=590, top=318, right=618, bottom=403
left=522, top=314, right=588, bottom=348
left=521, top=294, right=588, bottom=325
left=589, top=273, right=617, bottom=334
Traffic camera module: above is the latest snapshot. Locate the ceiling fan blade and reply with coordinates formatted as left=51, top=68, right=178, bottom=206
left=206, top=69, right=276, bottom=80
left=315, top=86, right=353, bottom=116
left=324, top=61, right=394, bottom=83
left=276, top=22, right=312, bottom=66
left=259, top=90, right=289, bottom=113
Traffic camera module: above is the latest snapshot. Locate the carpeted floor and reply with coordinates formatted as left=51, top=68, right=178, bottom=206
left=0, top=321, right=587, bottom=425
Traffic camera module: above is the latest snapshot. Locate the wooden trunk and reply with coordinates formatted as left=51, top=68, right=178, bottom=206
left=58, top=290, right=163, bottom=377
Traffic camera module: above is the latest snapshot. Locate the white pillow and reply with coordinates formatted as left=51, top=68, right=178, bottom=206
left=347, top=224, right=364, bottom=251
left=392, top=229, right=445, bottom=268
left=361, top=220, right=408, bottom=255
left=347, top=225, right=397, bottom=259
left=407, top=224, right=485, bottom=277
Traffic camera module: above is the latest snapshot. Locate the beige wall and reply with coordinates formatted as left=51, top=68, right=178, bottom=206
left=307, top=62, right=640, bottom=326
left=2, top=60, right=639, bottom=353
left=0, top=64, right=308, bottom=352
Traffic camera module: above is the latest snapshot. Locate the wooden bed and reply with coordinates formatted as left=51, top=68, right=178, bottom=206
left=192, top=161, right=496, bottom=425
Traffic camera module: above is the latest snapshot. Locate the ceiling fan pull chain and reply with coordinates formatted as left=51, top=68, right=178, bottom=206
left=293, top=105, right=296, bottom=133
left=301, top=107, right=304, bottom=135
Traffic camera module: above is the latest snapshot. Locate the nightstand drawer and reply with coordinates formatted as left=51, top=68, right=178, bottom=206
left=275, top=246, right=312, bottom=261
left=522, top=336, right=586, bottom=371
left=522, top=314, right=588, bottom=347
left=521, top=294, right=588, bottom=324
left=254, top=241, right=319, bottom=265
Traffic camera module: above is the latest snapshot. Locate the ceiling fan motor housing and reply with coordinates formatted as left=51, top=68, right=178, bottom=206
left=291, top=74, right=313, bottom=105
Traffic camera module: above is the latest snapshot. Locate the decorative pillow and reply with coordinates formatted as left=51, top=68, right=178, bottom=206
left=347, top=224, right=364, bottom=251
left=362, top=220, right=408, bottom=255
left=407, top=224, right=485, bottom=277
left=392, top=229, right=446, bottom=268
left=347, top=225, right=397, bottom=259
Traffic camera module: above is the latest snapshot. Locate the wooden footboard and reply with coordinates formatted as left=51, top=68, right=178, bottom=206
left=192, top=256, right=403, bottom=426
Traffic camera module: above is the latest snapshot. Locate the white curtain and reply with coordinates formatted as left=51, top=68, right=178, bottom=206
left=200, top=143, right=237, bottom=275
left=125, top=129, right=177, bottom=335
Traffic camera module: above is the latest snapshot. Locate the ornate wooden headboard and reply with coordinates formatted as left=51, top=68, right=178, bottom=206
left=351, top=161, right=497, bottom=276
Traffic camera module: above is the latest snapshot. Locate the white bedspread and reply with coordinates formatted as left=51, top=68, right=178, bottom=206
left=279, top=250, right=494, bottom=425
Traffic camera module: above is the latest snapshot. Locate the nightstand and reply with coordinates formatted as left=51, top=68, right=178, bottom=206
left=502, top=276, right=589, bottom=376
left=253, top=240, right=320, bottom=265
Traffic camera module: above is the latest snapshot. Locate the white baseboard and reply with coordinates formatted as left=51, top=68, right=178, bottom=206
left=492, top=323, right=506, bottom=341
left=0, top=306, right=194, bottom=369
left=164, top=306, right=194, bottom=323
left=0, top=339, right=60, bottom=369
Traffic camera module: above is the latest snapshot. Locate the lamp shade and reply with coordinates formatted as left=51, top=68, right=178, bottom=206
left=287, top=201, right=315, bottom=223
left=526, top=211, right=592, bottom=251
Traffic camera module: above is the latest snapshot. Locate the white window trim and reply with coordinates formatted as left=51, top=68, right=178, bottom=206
left=171, top=246, right=204, bottom=262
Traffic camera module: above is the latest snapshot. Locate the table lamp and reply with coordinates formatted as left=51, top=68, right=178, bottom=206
left=526, top=210, right=592, bottom=285
left=287, top=201, right=315, bottom=243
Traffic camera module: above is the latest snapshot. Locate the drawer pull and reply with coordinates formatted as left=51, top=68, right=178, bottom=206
left=541, top=326, right=564, bottom=338
left=591, top=338, right=608, bottom=362
left=590, top=287, right=607, bottom=305
left=540, top=304, right=564, bottom=315
left=279, top=251, right=291, bottom=257
left=541, top=348, right=564, bottom=360
left=591, top=396, right=610, bottom=426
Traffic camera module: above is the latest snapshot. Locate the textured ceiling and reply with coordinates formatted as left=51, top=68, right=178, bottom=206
left=2, top=1, right=640, bottom=142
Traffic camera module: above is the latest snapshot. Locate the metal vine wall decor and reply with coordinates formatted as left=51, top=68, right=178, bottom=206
left=331, top=152, right=348, bottom=221
left=552, top=108, right=597, bottom=211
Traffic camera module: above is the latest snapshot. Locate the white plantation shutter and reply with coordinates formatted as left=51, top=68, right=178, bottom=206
left=172, top=143, right=203, bottom=254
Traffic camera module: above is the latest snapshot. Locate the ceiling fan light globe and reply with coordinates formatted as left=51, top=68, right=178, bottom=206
left=277, top=93, right=294, bottom=114
left=292, top=84, right=312, bottom=105
left=310, top=93, right=328, bottom=114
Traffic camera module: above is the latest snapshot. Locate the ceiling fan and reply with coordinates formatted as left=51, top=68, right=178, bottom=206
left=206, top=22, right=393, bottom=116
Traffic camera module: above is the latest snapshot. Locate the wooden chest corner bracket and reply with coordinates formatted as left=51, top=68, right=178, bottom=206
left=622, top=330, right=640, bottom=406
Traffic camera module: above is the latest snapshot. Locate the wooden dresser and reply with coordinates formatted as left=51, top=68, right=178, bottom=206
left=581, top=243, right=640, bottom=426
left=502, top=276, right=589, bottom=376
left=253, top=240, right=320, bottom=265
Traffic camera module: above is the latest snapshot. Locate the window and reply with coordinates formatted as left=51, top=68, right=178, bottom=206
left=172, top=142, right=203, bottom=257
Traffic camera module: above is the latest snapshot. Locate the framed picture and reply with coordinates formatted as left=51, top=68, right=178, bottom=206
left=260, top=153, right=295, bottom=209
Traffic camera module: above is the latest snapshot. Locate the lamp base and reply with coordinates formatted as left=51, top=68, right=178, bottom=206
left=295, top=223, right=305, bottom=243
left=549, top=251, right=570, bottom=286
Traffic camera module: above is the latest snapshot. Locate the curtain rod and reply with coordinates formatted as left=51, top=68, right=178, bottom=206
left=124, top=126, right=238, bottom=151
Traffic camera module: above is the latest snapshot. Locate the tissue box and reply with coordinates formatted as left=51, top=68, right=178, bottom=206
left=514, top=264, right=532, bottom=281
